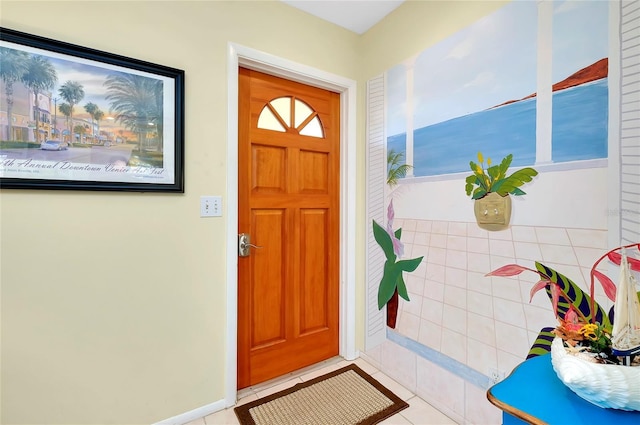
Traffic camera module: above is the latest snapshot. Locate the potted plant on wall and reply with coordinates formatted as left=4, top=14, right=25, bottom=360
left=372, top=201, right=423, bottom=328
left=465, top=152, right=538, bottom=231
left=371, top=149, right=424, bottom=328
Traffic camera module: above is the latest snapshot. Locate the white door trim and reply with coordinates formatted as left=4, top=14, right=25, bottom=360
left=225, top=43, right=357, bottom=406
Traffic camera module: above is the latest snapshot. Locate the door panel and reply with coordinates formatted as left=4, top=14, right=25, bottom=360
left=250, top=209, right=286, bottom=348
left=238, top=67, right=340, bottom=388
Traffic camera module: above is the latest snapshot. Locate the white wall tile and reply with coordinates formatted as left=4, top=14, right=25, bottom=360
left=405, top=274, right=425, bottom=297
left=573, top=246, right=604, bottom=268
left=489, top=239, right=515, bottom=258
left=444, top=285, right=467, bottom=309
left=446, top=249, right=467, bottom=270
left=445, top=266, right=467, bottom=289
left=381, top=341, right=417, bottom=393
left=467, top=252, right=491, bottom=273
left=443, top=304, right=467, bottom=334
left=421, top=297, right=444, bottom=323
left=440, top=328, right=467, bottom=364
left=448, top=221, right=468, bottom=236
left=413, top=231, right=430, bottom=246
left=490, top=277, right=522, bottom=302
left=467, top=237, right=490, bottom=254
left=496, top=349, right=525, bottom=376
left=447, top=235, right=467, bottom=251
left=418, top=318, right=443, bottom=351
left=430, top=233, right=448, bottom=248
left=426, top=262, right=446, bottom=282
left=467, top=224, right=489, bottom=239
left=424, top=280, right=445, bottom=302
left=494, top=322, right=530, bottom=358
left=416, top=220, right=433, bottom=233
left=403, top=292, right=423, bottom=315
left=487, top=228, right=513, bottom=241
left=535, top=227, right=570, bottom=245
left=466, top=338, right=498, bottom=376
left=511, top=225, right=538, bottom=243
left=467, top=311, right=496, bottom=346
left=396, top=311, right=420, bottom=341
left=467, top=271, right=492, bottom=295
left=402, top=231, right=416, bottom=245
left=523, top=303, right=556, bottom=334
left=493, top=298, right=526, bottom=328
left=566, top=228, right=607, bottom=249
left=429, top=247, right=447, bottom=265
left=432, top=221, right=449, bottom=234
left=514, top=241, right=542, bottom=261
left=465, top=382, right=503, bottom=425
left=467, top=291, right=494, bottom=318
left=416, top=357, right=466, bottom=418
left=539, top=244, right=578, bottom=265
left=403, top=220, right=417, bottom=231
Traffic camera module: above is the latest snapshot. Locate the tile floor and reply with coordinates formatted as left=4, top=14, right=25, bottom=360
left=184, top=357, right=458, bottom=425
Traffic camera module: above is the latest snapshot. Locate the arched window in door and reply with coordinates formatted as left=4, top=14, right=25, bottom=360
left=257, top=96, right=324, bottom=138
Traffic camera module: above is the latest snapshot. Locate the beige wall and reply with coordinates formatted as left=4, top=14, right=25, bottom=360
left=1, top=1, right=510, bottom=424
left=0, top=2, right=360, bottom=424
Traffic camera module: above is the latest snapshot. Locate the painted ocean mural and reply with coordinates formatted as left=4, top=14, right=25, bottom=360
left=386, top=0, right=609, bottom=179
left=388, top=76, right=608, bottom=177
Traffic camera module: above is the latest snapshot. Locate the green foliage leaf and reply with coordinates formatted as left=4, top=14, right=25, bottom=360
left=395, top=228, right=402, bottom=240
left=499, top=154, right=513, bottom=176
left=526, top=327, right=556, bottom=358
left=396, top=256, right=424, bottom=273
left=397, top=274, right=410, bottom=302
left=492, top=167, right=538, bottom=196
left=472, top=187, right=487, bottom=200
left=372, top=220, right=395, bottom=261
left=535, top=262, right=611, bottom=330
left=378, top=259, right=400, bottom=309
left=377, top=256, right=424, bottom=309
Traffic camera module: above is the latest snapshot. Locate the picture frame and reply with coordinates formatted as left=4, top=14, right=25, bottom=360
left=0, top=27, right=185, bottom=192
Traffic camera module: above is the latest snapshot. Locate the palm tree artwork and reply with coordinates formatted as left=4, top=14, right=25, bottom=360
left=22, top=55, right=58, bottom=143
left=94, top=109, right=105, bottom=142
left=58, top=103, right=72, bottom=143
left=0, top=47, right=29, bottom=141
left=104, top=74, right=163, bottom=153
left=387, top=149, right=412, bottom=187
left=58, top=81, right=85, bottom=143
left=84, top=102, right=99, bottom=141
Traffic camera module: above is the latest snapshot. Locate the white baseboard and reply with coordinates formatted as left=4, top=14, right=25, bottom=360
left=153, top=399, right=226, bottom=425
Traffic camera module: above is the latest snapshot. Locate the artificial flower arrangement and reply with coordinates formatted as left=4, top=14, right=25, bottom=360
left=487, top=243, right=640, bottom=410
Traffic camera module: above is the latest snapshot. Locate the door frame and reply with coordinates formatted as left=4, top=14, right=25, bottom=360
left=225, top=43, right=357, bottom=406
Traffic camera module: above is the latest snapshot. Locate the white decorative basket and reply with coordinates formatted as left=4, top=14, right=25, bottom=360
left=550, top=337, right=640, bottom=411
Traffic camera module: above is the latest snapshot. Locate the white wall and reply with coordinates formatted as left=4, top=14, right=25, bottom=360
left=393, top=166, right=608, bottom=229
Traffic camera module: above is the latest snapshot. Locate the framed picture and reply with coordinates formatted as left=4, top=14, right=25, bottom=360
left=0, top=27, right=184, bottom=192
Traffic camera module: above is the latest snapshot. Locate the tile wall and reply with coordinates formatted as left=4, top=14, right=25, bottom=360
left=364, top=220, right=609, bottom=424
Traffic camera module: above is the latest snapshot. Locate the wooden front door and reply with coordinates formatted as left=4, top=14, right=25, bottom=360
left=237, top=68, right=340, bottom=388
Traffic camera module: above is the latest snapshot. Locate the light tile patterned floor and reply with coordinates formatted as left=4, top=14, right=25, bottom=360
left=184, top=357, right=458, bottom=425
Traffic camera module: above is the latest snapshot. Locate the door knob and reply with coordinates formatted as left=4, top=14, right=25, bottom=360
left=238, top=233, right=262, bottom=257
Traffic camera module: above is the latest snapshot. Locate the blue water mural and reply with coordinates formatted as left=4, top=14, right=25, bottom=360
left=552, top=80, right=608, bottom=162
left=388, top=79, right=608, bottom=177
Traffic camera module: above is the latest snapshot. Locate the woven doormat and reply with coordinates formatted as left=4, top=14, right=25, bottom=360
left=234, top=364, right=409, bottom=425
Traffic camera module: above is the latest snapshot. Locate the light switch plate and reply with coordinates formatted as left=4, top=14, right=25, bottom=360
left=200, top=196, right=222, bottom=217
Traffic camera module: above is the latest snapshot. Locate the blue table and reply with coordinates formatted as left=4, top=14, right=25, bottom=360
left=487, top=354, right=640, bottom=424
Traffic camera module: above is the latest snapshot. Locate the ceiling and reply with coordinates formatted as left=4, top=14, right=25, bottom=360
left=281, top=0, right=405, bottom=34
